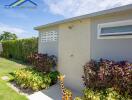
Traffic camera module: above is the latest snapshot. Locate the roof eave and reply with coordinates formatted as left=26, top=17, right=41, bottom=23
left=34, top=4, right=132, bottom=30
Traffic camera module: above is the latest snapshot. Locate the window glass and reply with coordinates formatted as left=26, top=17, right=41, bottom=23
left=101, top=25, right=132, bottom=35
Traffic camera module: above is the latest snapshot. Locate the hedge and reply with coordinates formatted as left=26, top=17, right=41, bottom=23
left=1, top=38, right=38, bottom=62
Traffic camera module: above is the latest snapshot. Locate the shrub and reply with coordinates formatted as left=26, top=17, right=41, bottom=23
left=82, top=60, right=99, bottom=88
left=75, top=88, right=129, bottom=100
left=28, top=53, right=57, bottom=72
left=1, top=38, right=38, bottom=62
left=49, top=71, right=60, bottom=85
left=13, top=68, right=51, bottom=91
left=82, top=59, right=132, bottom=99
left=74, top=97, right=82, bottom=100
left=82, top=88, right=126, bottom=100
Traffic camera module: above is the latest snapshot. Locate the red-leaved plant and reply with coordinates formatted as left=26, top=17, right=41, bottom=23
left=82, top=59, right=132, bottom=97
left=28, top=53, right=57, bottom=72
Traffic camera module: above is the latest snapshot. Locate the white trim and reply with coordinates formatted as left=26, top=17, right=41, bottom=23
left=98, top=35, right=132, bottom=39
left=97, top=19, right=132, bottom=39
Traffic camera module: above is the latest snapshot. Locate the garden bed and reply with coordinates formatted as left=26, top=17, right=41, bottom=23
left=10, top=68, right=59, bottom=93
left=7, top=81, right=32, bottom=96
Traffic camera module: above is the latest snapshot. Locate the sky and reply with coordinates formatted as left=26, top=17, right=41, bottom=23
left=0, top=0, right=132, bottom=38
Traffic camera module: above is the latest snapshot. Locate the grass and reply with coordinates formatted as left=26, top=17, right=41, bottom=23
left=0, top=57, right=28, bottom=100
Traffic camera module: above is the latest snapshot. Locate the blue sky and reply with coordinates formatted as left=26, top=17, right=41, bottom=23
left=0, top=0, right=132, bottom=38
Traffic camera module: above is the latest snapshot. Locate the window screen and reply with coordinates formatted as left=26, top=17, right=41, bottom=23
left=41, top=31, right=58, bottom=42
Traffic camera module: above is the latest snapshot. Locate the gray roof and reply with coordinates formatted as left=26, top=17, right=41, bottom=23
left=34, top=4, right=132, bottom=30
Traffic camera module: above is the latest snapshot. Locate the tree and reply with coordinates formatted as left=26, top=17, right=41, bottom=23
left=0, top=31, right=17, bottom=41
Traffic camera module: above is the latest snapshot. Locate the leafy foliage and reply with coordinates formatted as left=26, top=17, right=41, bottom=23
left=49, top=71, right=60, bottom=85
left=82, top=88, right=127, bottom=100
left=75, top=88, right=129, bottom=100
left=82, top=59, right=132, bottom=99
left=1, top=38, right=38, bottom=62
left=13, top=68, right=51, bottom=91
left=74, top=97, right=82, bottom=100
left=0, top=31, right=17, bottom=41
left=28, top=53, right=57, bottom=72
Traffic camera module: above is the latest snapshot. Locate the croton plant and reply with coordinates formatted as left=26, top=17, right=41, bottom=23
left=82, top=59, right=132, bottom=98
left=28, top=53, right=57, bottom=72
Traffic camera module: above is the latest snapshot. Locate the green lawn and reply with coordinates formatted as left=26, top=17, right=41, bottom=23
left=0, top=57, right=28, bottom=100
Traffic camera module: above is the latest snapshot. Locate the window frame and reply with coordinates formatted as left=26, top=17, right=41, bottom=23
left=97, top=20, right=132, bottom=39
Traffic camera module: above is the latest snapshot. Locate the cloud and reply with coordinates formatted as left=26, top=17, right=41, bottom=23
left=0, top=23, right=32, bottom=38
left=44, top=0, right=132, bottom=17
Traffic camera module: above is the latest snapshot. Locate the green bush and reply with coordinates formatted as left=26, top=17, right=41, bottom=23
left=76, top=88, right=129, bottom=100
left=1, top=38, right=38, bottom=62
left=49, top=71, right=59, bottom=85
left=14, top=68, right=51, bottom=91
left=74, top=97, right=82, bottom=100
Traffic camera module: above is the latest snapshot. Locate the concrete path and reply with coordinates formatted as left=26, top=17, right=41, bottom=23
left=28, top=84, right=82, bottom=100
left=28, top=84, right=61, bottom=100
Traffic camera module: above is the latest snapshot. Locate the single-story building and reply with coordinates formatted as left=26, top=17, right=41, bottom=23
left=34, top=4, right=132, bottom=93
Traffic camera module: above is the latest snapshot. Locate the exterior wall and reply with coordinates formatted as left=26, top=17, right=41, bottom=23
left=58, top=19, right=91, bottom=92
left=37, top=8, right=132, bottom=93
left=91, top=10, right=132, bottom=61
left=0, top=43, right=2, bottom=54
left=38, top=26, right=59, bottom=56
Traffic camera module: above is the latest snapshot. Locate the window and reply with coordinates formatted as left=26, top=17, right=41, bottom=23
left=98, top=20, right=132, bottom=39
left=41, top=31, right=58, bottom=42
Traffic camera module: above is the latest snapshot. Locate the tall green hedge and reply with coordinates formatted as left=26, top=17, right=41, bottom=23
left=1, top=38, right=38, bottom=62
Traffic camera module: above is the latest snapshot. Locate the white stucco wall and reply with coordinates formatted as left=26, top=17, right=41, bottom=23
left=91, top=10, right=132, bottom=61
left=58, top=19, right=91, bottom=92
left=38, top=26, right=59, bottom=56
left=37, top=20, right=91, bottom=92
